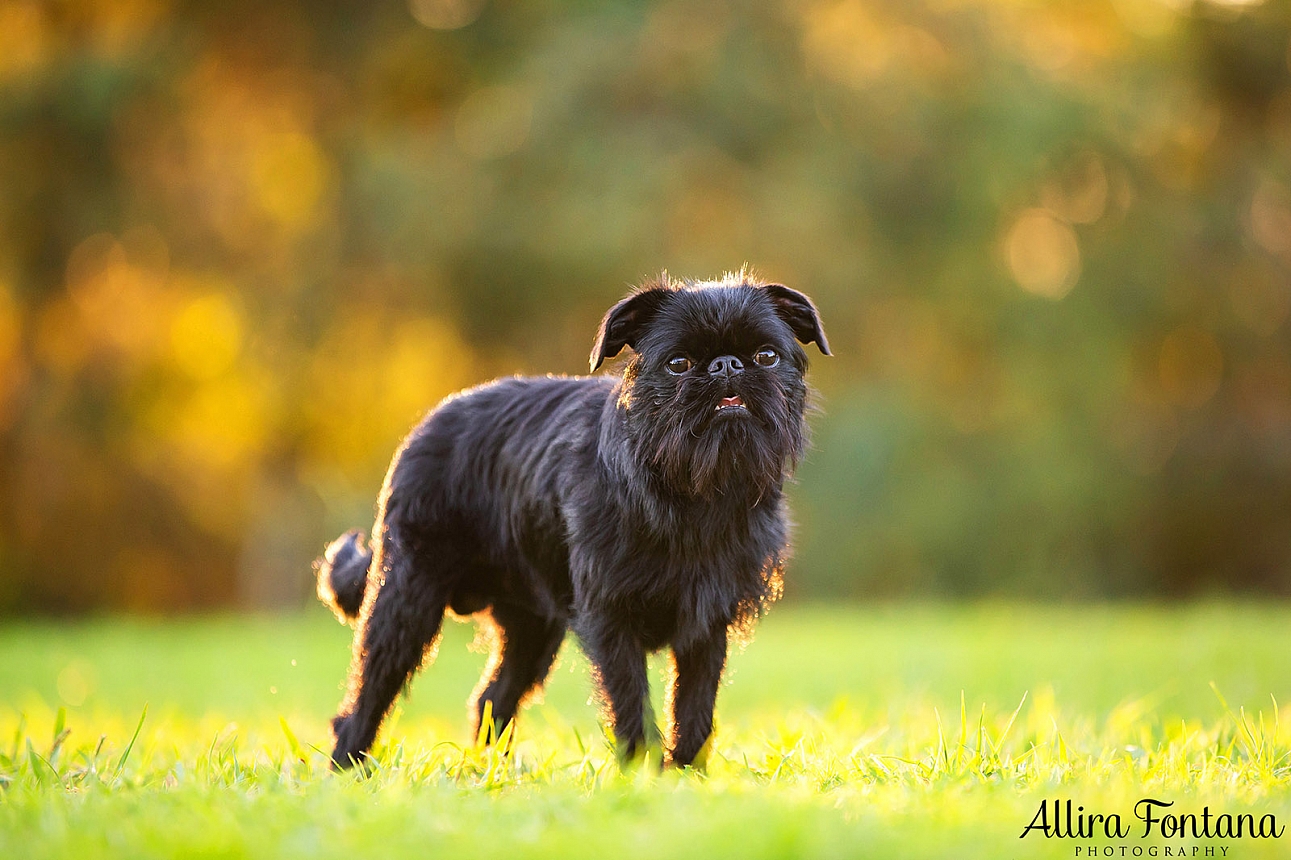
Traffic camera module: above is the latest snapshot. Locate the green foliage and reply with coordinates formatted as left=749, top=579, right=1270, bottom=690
left=2, top=605, right=1291, bottom=857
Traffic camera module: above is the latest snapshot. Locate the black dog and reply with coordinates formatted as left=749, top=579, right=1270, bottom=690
left=316, top=272, right=829, bottom=769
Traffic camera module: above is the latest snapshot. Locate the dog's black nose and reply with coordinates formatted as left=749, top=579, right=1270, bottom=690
left=707, top=355, right=744, bottom=377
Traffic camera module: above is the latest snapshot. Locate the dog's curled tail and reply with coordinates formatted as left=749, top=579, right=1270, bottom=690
left=315, top=529, right=372, bottom=623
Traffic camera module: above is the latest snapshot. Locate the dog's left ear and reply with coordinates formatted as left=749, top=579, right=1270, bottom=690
left=590, top=287, right=673, bottom=371
left=762, top=284, right=831, bottom=355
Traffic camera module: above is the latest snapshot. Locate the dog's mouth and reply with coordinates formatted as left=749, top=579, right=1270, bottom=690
left=715, top=395, right=748, bottom=413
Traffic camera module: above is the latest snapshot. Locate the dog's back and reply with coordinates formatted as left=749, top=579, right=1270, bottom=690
left=316, top=374, right=614, bottom=625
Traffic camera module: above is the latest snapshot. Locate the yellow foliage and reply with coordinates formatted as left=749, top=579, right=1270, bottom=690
left=170, top=293, right=244, bottom=381
left=304, top=312, right=477, bottom=479
left=0, top=1, right=49, bottom=82
left=250, top=131, right=332, bottom=231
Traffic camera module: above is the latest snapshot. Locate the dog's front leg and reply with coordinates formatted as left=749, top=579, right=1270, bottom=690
left=668, top=626, right=728, bottom=768
left=581, top=621, right=657, bottom=763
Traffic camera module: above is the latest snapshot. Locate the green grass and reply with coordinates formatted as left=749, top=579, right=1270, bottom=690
left=3, top=603, right=1291, bottom=858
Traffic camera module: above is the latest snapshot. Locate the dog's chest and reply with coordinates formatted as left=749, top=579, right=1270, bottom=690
left=574, top=516, right=776, bottom=649
left=641, top=552, right=754, bottom=648
left=559, top=463, right=788, bottom=648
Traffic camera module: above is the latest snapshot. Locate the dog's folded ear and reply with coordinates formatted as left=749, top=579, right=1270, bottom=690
left=761, top=284, right=831, bottom=355
left=590, top=284, right=674, bottom=371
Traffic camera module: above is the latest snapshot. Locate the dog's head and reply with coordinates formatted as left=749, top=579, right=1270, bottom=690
left=591, top=272, right=830, bottom=498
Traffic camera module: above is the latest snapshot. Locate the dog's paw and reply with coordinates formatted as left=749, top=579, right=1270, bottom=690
left=328, top=715, right=368, bottom=772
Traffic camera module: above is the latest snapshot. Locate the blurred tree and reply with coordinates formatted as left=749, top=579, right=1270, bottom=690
left=0, top=0, right=1289, bottom=611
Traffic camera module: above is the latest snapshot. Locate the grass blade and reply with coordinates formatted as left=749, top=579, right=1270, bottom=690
left=280, top=717, right=304, bottom=762
left=993, top=690, right=1029, bottom=759
left=114, top=704, right=148, bottom=780
left=476, top=700, right=494, bottom=748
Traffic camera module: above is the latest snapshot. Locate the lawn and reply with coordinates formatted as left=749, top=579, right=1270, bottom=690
left=2, top=603, right=1290, bottom=858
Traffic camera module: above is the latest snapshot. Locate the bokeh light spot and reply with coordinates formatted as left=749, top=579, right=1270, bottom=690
left=65, top=232, right=169, bottom=357
left=171, top=293, right=244, bottom=380
left=250, top=132, right=330, bottom=231
left=1159, top=325, right=1223, bottom=409
left=409, top=0, right=487, bottom=31
left=1250, top=179, right=1291, bottom=260
left=179, top=377, right=271, bottom=467
left=1110, top=0, right=1183, bottom=39
left=802, top=2, right=946, bottom=89
left=56, top=660, right=95, bottom=707
left=1005, top=209, right=1081, bottom=299
left=803, top=1, right=890, bottom=88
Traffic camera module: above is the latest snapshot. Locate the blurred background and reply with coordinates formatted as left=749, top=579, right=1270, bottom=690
left=0, top=0, right=1289, bottom=613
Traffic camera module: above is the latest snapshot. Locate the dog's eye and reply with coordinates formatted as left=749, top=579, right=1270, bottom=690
left=666, top=356, right=693, bottom=375
left=753, top=348, right=780, bottom=368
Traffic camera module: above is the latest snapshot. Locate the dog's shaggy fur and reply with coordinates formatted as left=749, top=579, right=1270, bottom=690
left=316, top=273, right=828, bottom=768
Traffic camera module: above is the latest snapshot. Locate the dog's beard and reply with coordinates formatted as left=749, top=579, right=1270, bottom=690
left=622, top=364, right=807, bottom=500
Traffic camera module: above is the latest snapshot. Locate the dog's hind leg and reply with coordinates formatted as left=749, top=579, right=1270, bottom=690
left=471, top=602, right=566, bottom=743
left=329, top=524, right=449, bottom=769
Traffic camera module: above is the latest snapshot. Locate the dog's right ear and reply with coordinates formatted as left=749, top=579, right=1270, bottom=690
left=590, top=285, right=673, bottom=371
